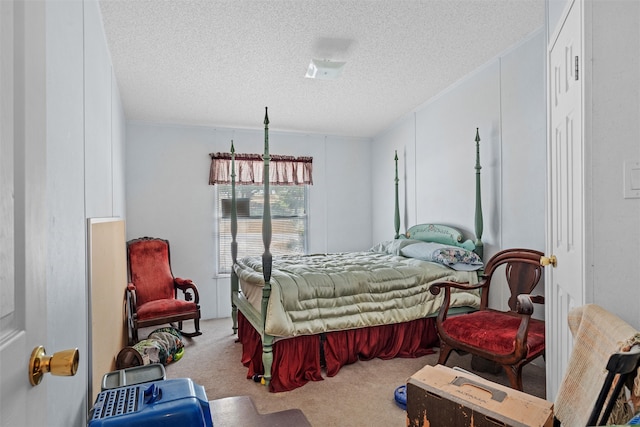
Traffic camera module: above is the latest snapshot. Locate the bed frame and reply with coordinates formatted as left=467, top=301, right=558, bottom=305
left=229, top=107, right=484, bottom=389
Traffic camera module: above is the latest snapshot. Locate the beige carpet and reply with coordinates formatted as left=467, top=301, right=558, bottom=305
left=157, top=318, right=546, bottom=427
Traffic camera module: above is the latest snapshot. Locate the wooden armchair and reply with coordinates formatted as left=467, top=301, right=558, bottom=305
left=126, top=237, right=202, bottom=345
left=429, top=248, right=546, bottom=391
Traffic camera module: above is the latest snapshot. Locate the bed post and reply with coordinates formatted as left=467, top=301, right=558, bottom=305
left=394, top=150, right=401, bottom=239
left=260, top=107, right=274, bottom=388
left=230, top=141, right=239, bottom=334
left=474, top=128, right=484, bottom=259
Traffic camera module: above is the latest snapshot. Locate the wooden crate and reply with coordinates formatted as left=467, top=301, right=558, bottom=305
left=406, top=365, right=553, bottom=427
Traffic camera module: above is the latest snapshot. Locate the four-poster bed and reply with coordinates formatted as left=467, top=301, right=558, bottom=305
left=227, top=108, right=485, bottom=392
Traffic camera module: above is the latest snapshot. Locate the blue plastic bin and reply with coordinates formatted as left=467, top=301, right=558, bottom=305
left=88, top=378, right=212, bottom=427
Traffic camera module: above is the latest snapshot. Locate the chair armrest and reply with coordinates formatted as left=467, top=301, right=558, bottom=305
left=516, top=294, right=535, bottom=315
left=430, top=280, right=489, bottom=322
left=513, top=294, right=548, bottom=360
left=529, top=294, right=545, bottom=305
left=175, top=277, right=193, bottom=287
left=174, top=277, right=200, bottom=303
left=429, top=280, right=487, bottom=294
left=126, top=283, right=137, bottom=309
left=516, top=294, right=545, bottom=315
left=430, top=279, right=490, bottom=311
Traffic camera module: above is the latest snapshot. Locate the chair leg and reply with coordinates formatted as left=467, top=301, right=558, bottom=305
left=131, top=326, right=139, bottom=345
left=179, top=318, right=203, bottom=338
left=503, top=364, right=524, bottom=391
left=438, top=342, right=454, bottom=365
left=126, top=300, right=137, bottom=345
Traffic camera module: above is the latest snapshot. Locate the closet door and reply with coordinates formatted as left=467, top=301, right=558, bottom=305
left=545, top=0, right=584, bottom=401
left=0, top=0, right=48, bottom=425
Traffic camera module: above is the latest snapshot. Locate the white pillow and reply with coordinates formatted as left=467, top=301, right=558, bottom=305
left=370, top=239, right=422, bottom=256
left=400, top=242, right=483, bottom=271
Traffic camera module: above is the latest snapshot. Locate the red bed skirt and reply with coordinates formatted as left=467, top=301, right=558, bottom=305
left=237, top=312, right=438, bottom=392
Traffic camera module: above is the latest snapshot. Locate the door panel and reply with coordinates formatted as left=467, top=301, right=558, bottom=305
left=0, top=1, right=47, bottom=425
left=546, top=0, right=584, bottom=401
left=0, top=2, right=24, bottom=423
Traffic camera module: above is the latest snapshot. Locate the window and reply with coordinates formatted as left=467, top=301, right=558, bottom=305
left=209, top=150, right=313, bottom=275
left=216, top=184, right=308, bottom=274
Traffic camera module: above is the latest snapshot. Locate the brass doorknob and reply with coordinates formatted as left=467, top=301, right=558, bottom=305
left=29, top=346, right=79, bottom=386
left=540, top=255, right=557, bottom=267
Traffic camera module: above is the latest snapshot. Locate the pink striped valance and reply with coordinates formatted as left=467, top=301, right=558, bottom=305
left=209, top=152, right=313, bottom=186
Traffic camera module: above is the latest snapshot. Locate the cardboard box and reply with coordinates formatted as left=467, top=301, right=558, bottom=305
left=406, top=365, right=553, bottom=427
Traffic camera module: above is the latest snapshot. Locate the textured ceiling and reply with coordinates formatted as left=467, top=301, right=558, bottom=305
left=99, top=0, right=544, bottom=138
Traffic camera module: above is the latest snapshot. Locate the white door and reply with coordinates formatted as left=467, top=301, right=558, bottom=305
left=0, top=0, right=48, bottom=425
left=546, top=0, right=584, bottom=402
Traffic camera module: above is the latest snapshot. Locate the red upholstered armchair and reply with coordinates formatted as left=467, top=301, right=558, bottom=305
left=126, top=237, right=202, bottom=345
left=429, top=248, right=546, bottom=391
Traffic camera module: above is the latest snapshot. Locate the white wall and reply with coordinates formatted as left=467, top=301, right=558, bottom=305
left=415, top=61, right=501, bottom=251
left=371, top=116, right=417, bottom=242
left=547, top=0, right=572, bottom=43
left=112, top=71, right=127, bottom=218
left=584, top=0, right=640, bottom=326
left=84, top=0, right=114, bottom=218
left=46, top=1, right=86, bottom=425
left=125, top=122, right=371, bottom=319
left=45, top=0, right=126, bottom=425
left=500, top=31, right=546, bottom=252
left=372, top=30, right=546, bottom=311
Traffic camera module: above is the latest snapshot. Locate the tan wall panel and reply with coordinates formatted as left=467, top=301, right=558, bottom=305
left=88, top=217, right=127, bottom=401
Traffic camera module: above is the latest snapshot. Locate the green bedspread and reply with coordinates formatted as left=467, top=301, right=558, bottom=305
left=234, top=251, right=480, bottom=337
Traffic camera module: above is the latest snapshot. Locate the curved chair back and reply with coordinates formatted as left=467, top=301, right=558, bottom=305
left=127, top=238, right=175, bottom=306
